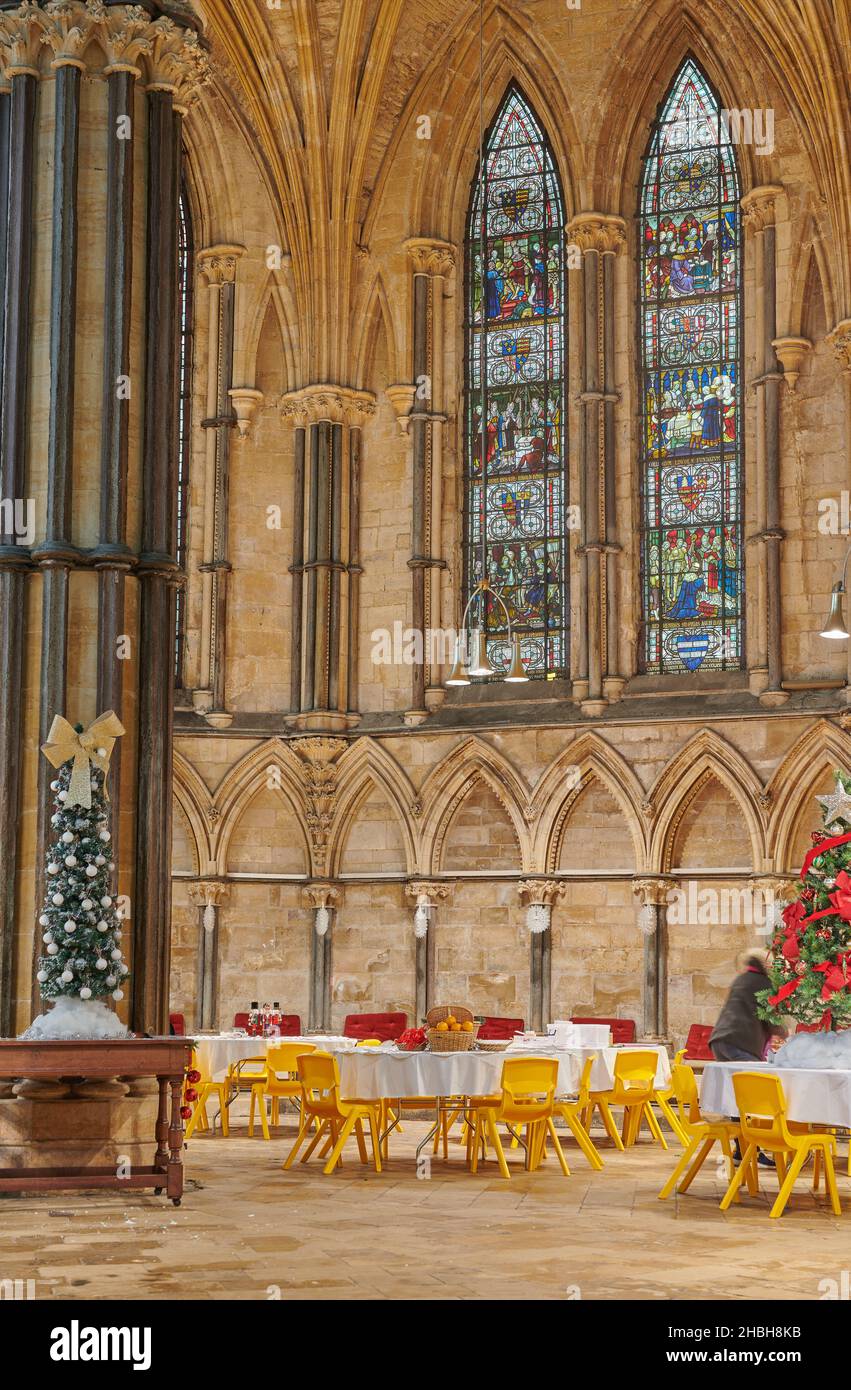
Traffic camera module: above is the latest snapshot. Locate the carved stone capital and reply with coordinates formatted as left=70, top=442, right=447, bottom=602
left=565, top=213, right=627, bottom=256
left=100, top=5, right=156, bottom=74
left=144, top=14, right=209, bottom=111
left=0, top=0, right=50, bottom=76
left=228, top=387, right=263, bottom=441
left=517, top=878, right=566, bottom=907
left=750, top=874, right=797, bottom=904
left=293, top=737, right=347, bottom=874
left=197, top=243, right=245, bottom=286
left=302, top=882, right=341, bottom=912
left=385, top=383, right=417, bottom=434
left=404, top=237, right=456, bottom=277
left=740, top=184, right=784, bottom=233
left=827, top=318, right=851, bottom=374
left=632, top=876, right=676, bottom=907
left=771, top=337, right=811, bottom=391
left=405, top=879, right=453, bottom=906
left=188, top=879, right=230, bottom=909
left=280, top=384, right=377, bottom=428
left=40, top=0, right=104, bottom=69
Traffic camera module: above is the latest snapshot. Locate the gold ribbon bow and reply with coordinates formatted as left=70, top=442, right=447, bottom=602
left=41, top=711, right=126, bottom=810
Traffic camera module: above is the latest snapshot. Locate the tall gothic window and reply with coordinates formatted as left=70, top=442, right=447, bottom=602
left=175, top=180, right=194, bottom=686
left=464, top=85, right=567, bottom=678
left=639, top=58, right=743, bottom=674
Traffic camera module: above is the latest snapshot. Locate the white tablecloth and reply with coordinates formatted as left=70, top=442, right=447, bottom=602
left=194, top=1034, right=355, bottom=1080
left=700, top=1061, right=851, bottom=1128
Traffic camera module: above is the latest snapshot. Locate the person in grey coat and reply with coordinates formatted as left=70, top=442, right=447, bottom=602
left=709, top=949, right=787, bottom=1062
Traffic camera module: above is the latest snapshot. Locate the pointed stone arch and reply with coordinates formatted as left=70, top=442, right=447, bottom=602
left=212, top=738, right=310, bottom=875
left=787, top=204, right=836, bottom=341
left=327, top=738, right=418, bottom=876
left=352, top=271, right=399, bottom=390
left=172, top=750, right=213, bottom=876
left=532, top=733, right=647, bottom=872
left=647, top=730, right=766, bottom=872
left=420, top=736, right=531, bottom=874
left=244, top=272, right=297, bottom=397
left=767, top=721, right=851, bottom=869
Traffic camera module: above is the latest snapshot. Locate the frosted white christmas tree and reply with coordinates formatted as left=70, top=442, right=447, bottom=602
left=24, top=712, right=130, bottom=1040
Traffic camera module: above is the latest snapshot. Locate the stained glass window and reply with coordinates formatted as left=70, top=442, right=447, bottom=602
left=464, top=85, right=567, bottom=678
left=639, top=59, right=743, bottom=674
left=175, top=180, right=194, bottom=686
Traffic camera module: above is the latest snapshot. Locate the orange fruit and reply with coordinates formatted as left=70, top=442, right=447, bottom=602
left=446, top=1015, right=456, bottom=1025
left=435, top=1020, right=449, bottom=1032
left=461, top=1020, right=474, bottom=1033
left=450, top=1022, right=461, bottom=1032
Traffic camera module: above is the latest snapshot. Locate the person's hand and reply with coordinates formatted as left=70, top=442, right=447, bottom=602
left=768, top=1034, right=785, bottom=1052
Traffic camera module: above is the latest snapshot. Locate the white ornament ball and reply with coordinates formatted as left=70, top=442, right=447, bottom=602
left=99, top=830, right=111, bottom=843
left=47, top=862, right=59, bottom=875
left=95, top=855, right=105, bottom=866
left=42, top=933, right=53, bottom=944
left=119, top=963, right=129, bottom=975
left=97, top=747, right=106, bottom=757
left=81, top=898, right=93, bottom=911
left=36, top=969, right=48, bottom=983
left=39, top=913, right=49, bottom=926
left=112, top=989, right=123, bottom=1002
left=58, top=790, right=67, bottom=801
left=50, top=780, right=59, bottom=791
left=95, top=959, right=108, bottom=971
left=47, top=944, right=59, bottom=956
left=60, top=969, right=73, bottom=983
left=100, top=896, right=112, bottom=908
left=64, top=855, right=77, bottom=868
left=96, top=920, right=108, bottom=932
left=110, top=948, right=122, bottom=961
left=64, top=924, right=76, bottom=934
left=79, top=987, right=92, bottom=1000
left=61, top=831, right=74, bottom=844
left=85, top=865, right=98, bottom=878
left=52, top=893, right=64, bottom=906
left=108, top=861, right=115, bottom=871
left=105, top=975, right=116, bottom=986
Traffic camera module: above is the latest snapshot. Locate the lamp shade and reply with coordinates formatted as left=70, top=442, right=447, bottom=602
left=504, top=631, right=529, bottom=682
left=821, top=584, right=849, bottom=640
left=467, top=628, right=495, bottom=677
left=445, top=635, right=471, bottom=686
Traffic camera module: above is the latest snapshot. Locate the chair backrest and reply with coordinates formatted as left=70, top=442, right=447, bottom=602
left=266, top=1042, right=315, bottom=1076
left=343, top=1012, right=407, bottom=1041
left=571, top=1016, right=637, bottom=1044
left=732, top=1071, right=791, bottom=1150
left=611, top=1049, right=658, bottom=1098
left=234, top=1012, right=249, bottom=1029
left=499, top=1057, right=559, bottom=1122
left=356, top=1038, right=382, bottom=1047
left=277, top=1014, right=301, bottom=1036
left=478, top=1015, right=524, bottom=1040
left=684, top=1023, right=714, bottom=1060
left=575, top=1054, right=596, bottom=1107
left=191, top=1048, right=213, bottom=1085
left=297, top=1051, right=343, bottom=1117
left=670, top=1060, right=700, bottom=1126
left=169, top=1012, right=185, bottom=1036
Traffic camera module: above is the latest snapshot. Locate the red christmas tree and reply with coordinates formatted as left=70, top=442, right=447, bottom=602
left=759, top=770, right=851, bottom=1031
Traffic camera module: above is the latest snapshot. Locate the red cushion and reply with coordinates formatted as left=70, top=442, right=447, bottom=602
left=277, top=1015, right=301, bottom=1036
left=169, top=1012, right=185, bottom=1036
left=233, top=1012, right=249, bottom=1029
left=478, top=1016, right=524, bottom=1040
left=684, top=1023, right=714, bottom=1060
left=571, top=1016, right=637, bottom=1044
left=343, top=1012, right=407, bottom=1041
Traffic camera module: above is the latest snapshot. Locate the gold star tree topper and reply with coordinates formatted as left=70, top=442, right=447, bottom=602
left=816, top=773, right=851, bottom=829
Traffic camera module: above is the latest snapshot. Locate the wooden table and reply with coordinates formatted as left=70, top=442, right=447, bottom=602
left=0, top=1037, right=193, bottom=1204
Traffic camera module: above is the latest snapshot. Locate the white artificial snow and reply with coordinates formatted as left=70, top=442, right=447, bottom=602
left=771, top=1030, right=851, bottom=1070
left=21, top=995, right=130, bottom=1040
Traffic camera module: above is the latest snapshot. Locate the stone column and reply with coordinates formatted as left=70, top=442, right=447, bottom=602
left=518, top=879, right=566, bottom=1033
left=190, top=244, right=245, bottom=727
left=188, top=879, right=229, bottom=1032
left=826, top=320, right=851, bottom=698
left=405, top=879, right=452, bottom=1023
left=566, top=215, right=626, bottom=714
left=303, top=883, right=340, bottom=1032
left=632, top=877, right=675, bottom=1040
left=403, top=239, right=455, bottom=723
left=281, top=388, right=375, bottom=730
left=741, top=186, right=787, bottom=707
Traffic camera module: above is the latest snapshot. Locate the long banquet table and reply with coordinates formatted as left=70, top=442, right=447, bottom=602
left=701, top=1060, right=851, bottom=1129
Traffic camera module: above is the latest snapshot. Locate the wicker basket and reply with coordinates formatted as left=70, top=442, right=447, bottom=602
left=475, top=1038, right=511, bottom=1052
left=427, top=1027, right=475, bottom=1052
left=426, top=1004, right=474, bottom=1027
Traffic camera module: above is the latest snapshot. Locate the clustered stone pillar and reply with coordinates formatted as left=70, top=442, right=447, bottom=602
left=567, top=214, right=626, bottom=715
left=518, top=879, right=566, bottom=1033
left=303, top=882, right=340, bottom=1032
left=188, top=879, right=229, bottom=1032
left=282, top=388, right=375, bottom=731
left=402, top=239, right=455, bottom=723
left=0, top=1, right=208, bottom=1037
left=190, top=244, right=245, bottom=727
left=405, top=879, right=452, bottom=1023
left=741, top=185, right=788, bottom=708
left=826, top=319, right=851, bottom=699
left=632, top=877, right=674, bottom=1040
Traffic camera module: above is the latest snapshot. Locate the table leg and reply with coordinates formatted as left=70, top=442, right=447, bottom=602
left=154, top=1076, right=169, bottom=1194
left=167, top=1076, right=185, bottom=1206
left=416, top=1098, right=444, bottom=1159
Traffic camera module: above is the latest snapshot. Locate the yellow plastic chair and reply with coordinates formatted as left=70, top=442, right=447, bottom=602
left=248, top=1042, right=316, bottom=1139
left=586, top=1050, right=669, bottom=1151
left=467, top=1057, right=569, bottom=1180
left=719, top=1071, right=841, bottom=1219
left=658, top=1058, right=750, bottom=1201
left=184, top=1051, right=231, bottom=1140
left=283, top=1051, right=383, bottom=1176
left=553, top=1055, right=604, bottom=1170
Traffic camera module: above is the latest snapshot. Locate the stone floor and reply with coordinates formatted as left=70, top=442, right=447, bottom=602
left=2, top=1101, right=849, bottom=1301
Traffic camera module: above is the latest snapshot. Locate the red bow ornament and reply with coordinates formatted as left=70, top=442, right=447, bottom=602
left=768, top=978, right=801, bottom=1006
left=828, top=871, right=851, bottom=921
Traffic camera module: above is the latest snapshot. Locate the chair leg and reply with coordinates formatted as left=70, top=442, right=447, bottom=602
left=284, top=1117, right=319, bottom=1170
left=678, top=1135, right=715, bottom=1194
left=486, top=1109, right=511, bottom=1179
left=218, top=1088, right=229, bottom=1138
left=812, top=1149, right=821, bottom=1192
left=775, top=1151, right=787, bottom=1186
left=323, top=1112, right=359, bottom=1175
left=658, top=1136, right=702, bottom=1199
left=184, top=1090, right=206, bottom=1142
left=643, top=1101, right=669, bottom=1151
left=770, top=1147, right=807, bottom=1219
left=248, top=1089, right=256, bottom=1136
left=367, top=1108, right=383, bottom=1174
left=271, top=1097, right=280, bottom=1127
left=354, top=1117, right=368, bottom=1165
left=300, top=1119, right=330, bottom=1164
left=598, top=1099, right=625, bottom=1152
left=563, top=1110, right=604, bottom=1170
left=720, top=1143, right=757, bottom=1211
left=546, top=1118, right=570, bottom=1177
left=657, top=1094, right=689, bottom=1146
left=823, top=1146, right=842, bottom=1216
